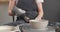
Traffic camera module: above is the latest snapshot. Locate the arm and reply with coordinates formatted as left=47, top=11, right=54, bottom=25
left=35, top=0, right=44, bottom=20
left=8, top=0, right=16, bottom=16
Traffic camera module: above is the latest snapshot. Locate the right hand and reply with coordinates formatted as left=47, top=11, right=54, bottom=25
left=24, top=16, right=30, bottom=23
left=8, top=10, right=15, bottom=16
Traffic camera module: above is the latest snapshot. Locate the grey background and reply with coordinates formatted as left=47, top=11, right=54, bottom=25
left=0, top=0, right=60, bottom=25
left=0, top=3, right=13, bottom=25
left=43, top=0, right=60, bottom=23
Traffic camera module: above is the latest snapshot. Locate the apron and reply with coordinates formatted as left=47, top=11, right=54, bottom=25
left=16, top=0, right=38, bottom=23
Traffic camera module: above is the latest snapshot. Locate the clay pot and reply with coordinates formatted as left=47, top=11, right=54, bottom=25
left=29, top=19, right=48, bottom=29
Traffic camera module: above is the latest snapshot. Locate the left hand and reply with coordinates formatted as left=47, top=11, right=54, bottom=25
left=35, top=12, right=44, bottom=20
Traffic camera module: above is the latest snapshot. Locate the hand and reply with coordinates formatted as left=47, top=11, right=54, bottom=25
left=35, top=12, right=44, bottom=20
left=35, top=15, right=41, bottom=20
left=8, top=10, right=15, bottom=16
left=24, top=16, right=30, bottom=23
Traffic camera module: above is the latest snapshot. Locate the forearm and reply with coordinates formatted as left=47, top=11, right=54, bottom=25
left=37, top=3, right=43, bottom=15
left=35, top=0, right=44, bottom=19
left=8, top=0, right=16, bottom=11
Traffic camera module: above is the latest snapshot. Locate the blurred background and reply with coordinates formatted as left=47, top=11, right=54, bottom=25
left=0, top=0, right=13, bottom=25
left=0, top=0, right=60, bottom=25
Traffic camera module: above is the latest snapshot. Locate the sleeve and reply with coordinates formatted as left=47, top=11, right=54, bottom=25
left=36, top=0, right=44, bottom=3
left=16, top=0, right=19, bottom=5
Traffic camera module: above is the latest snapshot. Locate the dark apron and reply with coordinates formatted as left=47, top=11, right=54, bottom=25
left=16, top=0, right=38, bottom=23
